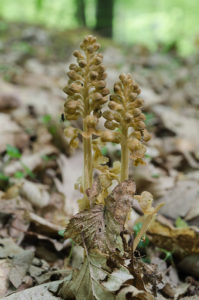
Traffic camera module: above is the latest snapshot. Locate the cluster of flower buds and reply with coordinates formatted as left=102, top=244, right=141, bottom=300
left=63, top=35, right=109, bottom=139
left=101, top=73, right=151, bottom=165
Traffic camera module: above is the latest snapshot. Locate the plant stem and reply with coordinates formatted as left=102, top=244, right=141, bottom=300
left=120, top=125, right=129, bottom=181
left=82, top=55, right=93, bottom=209
left=83, top=119, right=92, bottom=206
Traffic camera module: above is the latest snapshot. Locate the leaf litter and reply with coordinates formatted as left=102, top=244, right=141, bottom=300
left=0, top=21, right=199, bottom=299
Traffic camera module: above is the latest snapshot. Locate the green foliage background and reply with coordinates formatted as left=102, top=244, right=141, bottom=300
left=0, top=0, right=199, bottom=55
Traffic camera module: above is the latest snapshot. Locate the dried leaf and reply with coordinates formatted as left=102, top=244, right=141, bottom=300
left=116, top=285, right=154, bottom=300
left=64, top=180, right=136, bottom=254
left=9, top=250, right=34, bottom=288
left=20, top=180, right=50, bottom=208
left=148, top=216, right=199, bottom=257
left=1, top=279, right=65, bottom=300
left=133, top=192, right=164, bottom=251
left=60, top=250, right=135, bottom=300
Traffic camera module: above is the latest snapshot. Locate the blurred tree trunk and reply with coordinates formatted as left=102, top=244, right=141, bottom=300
left=95, top=0, right=114, bottom=38
left=75, top=0, right=86, bottom=27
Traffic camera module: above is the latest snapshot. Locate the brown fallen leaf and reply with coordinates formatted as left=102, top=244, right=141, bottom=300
left=153, top=105, right=199, bottom=150
left=0, top=113, right=29, bottom=152
left=0, top=260, right=11, bottom=297
left=26, top=211, right=64, bottom=238
left=20, top=180, right=50, bottom=208
left=64, top=180, right=136, bottom=254
left=9, top=249, right=34, bottom=289
left=148, top=215, right=199, bottom=258
left=0, top=94, right=20, bottom=112
left=156, top=179, right=199, bottom=220
left=54, top=153, right=82, bottom=216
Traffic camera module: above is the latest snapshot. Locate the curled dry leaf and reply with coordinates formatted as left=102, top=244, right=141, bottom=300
left=26, top=212, right=64, bottom=238
left=54, top=153, right=81, bottom=216
left=133, top=191, right=164, bottom=251
left=0, top=113, right=29, bottom=152
left=148, top=215, right=199, bottom=258
left=1, top=279, right=64, bottom=300
left=59, top=249, right=139, bottom=300
left=64, top=180, right=136, bottom=254
left=0, top=94, right=20, bottom=112
left=20, top=179, right=50, bottom=208
left=153, top=105, right=199, bottom=150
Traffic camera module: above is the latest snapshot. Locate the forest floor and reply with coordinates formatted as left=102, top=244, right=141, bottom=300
left=0, top=21, right=199, bottom=299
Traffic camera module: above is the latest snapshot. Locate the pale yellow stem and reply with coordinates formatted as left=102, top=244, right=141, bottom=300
left=120, top=125, right=129, bottom=182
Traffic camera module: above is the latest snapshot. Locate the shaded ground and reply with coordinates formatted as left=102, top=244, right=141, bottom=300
left=0, top=21, right=199, bottom=299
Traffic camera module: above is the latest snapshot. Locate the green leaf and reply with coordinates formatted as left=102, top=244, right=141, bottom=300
left=14, top=171, right=25, bottom=179
left=144, top=112, right=155, bottom=126
left=101, top=147, right=108, bottom=156
left=41, top=155, right=56, bottom=162
left=58, top=229, right=65, bottom=237
left=20, top=163, right=35, bottom=179
left=158, top=248, right=174, bottom=263
left=0, top=172, right=9, bottom=181
left=6, top=145, right=21, bottom=159
left=42, top=114, right=51, bottom=124
left=175, top=216, right=188, bottom=228
left=151, top=173, right=160, bottom=178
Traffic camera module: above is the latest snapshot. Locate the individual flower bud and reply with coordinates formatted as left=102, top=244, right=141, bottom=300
left=69, top=83, right=82, bottom=93
left=93, top=56, right=102, bottom=65
left=87, top=45, right=94, bottom=53
left=73, top=50, right=82, bottom=58
left=95, top=80, right=106, bottom=89
left=128, top=138, right=146, bottom=159
left=67, top=71, right=81, bottom=81
left=101, top=88, right=109, bottom=96
left=132, top=131, right=141, bottom=140
left=136, top=121, right=146, bottom=130
left=63, top=85, right=74, bottom=96
left=104, top=120, right=118, bottom=130
left=65, top=100, right=79, bottom=110
left=133, top=84, right=141, bottom=94
left=113, top=112, right=121, bottom=122
left=101, top=131, right=120, bottom=143
left=134, top=98, right=144, bottom=107
left=124, top=112, right=133, bottom=123
left=143, top=129, right=151, bottom=142
left=79, top=60, right=87, bottom=68
left=129, top=92, right=137, bottom=101
left=93, top=109, right=102, bottom=118
left=128, top=138, right=140, bottom=152
left=85, top=115, right=98, bottom=128
left=102, top=111, right=114, bottom=121
left=69, top=63, right=78, bottom=70
left=93, top=43, right=100, bottom=51
left=108, top=101, right=123, bottom=112
left=138, top=113, right=146, bottom=121
left=110, top=94, right=121, bottom=102
left=64, top=127, right=75, bottom=137
left=93, top=92, right=103, bottom=102
left=98, top=72, right=107, bottom=80
left=114, top=84, right=121, bottom=93
left=133, top=108, right=141, bottom=117
left=97, top=65, right=105, bottom=73
left=90, top=71, right=98, bottom=80
left=135, top=191, right=153, bottom=214
left=119, top=73, right=126, bottom=82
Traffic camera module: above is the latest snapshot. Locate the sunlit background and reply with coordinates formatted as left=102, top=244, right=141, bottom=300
left=1, top=0, right=199, bottom=55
